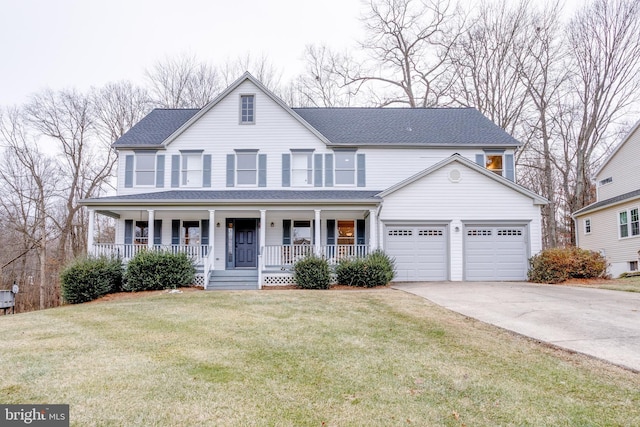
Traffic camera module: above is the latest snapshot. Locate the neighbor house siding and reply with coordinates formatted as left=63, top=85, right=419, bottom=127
left=379, top=162, right=542, bottom=281
left=596, top=126, right=640, bottom=201
left=576, top=199, right=640, bottom=278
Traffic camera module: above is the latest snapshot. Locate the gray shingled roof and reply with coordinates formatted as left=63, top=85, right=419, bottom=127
left=113, top=109, right=199, bottom=147
left=112, top=107, right=519, bottom=148
left=82, top=190, right=382, bottom=204
left=292, top=108, right=520, bottom=146
left=573, top=188, right=640, bottom=216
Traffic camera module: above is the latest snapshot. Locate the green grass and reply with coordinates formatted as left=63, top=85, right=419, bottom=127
left=1, top=289, right=639, bottom=426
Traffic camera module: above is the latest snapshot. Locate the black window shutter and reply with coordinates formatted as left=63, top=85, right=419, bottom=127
left=356, top=219, right=366, bottom=245
left=124, top=220, right=133, bottom=244
left=201, top=220, right=210, bottom=245
left=171, top=220, right=181, bottom=245
left=154, top=219, right=162, bottom=245
left=326, top=219, right=336, bottom=245
left=283, top=219, right=291, bottom=245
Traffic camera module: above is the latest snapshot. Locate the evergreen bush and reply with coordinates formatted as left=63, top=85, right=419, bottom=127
left=124, top=250, right=196, bottom=291
left=60, top=256, right=123, bottom=304
left=336, top=250, right=396, bottom=288
left=293, top=255, right=331, bottom=289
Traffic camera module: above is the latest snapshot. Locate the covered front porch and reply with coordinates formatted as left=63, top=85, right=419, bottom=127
left=86, top=203, right=381, bottom=289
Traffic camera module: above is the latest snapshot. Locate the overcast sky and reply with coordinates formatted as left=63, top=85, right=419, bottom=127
left=0, top=0, right=363, bottom=106
left=1, top=0, right=580, bottom=107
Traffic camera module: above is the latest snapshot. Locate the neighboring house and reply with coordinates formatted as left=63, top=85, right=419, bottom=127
left=573, top=120, right=640, bottom=278
left=80, top=73, right=546, bottom=289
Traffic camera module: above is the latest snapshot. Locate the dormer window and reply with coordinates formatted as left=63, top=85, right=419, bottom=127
left=475, top=151, right=515, bottom=181
left=485, top=155, right=503, bottom=175
left=240, top=94, right=255, bottom=124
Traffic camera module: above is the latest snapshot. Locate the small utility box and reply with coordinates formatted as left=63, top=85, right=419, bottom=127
left=1, top=284, right=17, bottom=314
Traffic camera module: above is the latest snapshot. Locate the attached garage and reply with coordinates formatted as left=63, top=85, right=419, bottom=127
left=385, top=225, right=448, bottom=281
left=464, top=225, right=528, bottom=281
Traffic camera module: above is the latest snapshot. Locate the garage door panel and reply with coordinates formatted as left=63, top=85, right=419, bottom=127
left=386, top=226, right=447, bottom=281
left=465, top=226, right=527, bottom=281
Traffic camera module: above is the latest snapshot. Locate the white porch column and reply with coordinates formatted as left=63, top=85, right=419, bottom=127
left=87, top=209, right=95, bottom=256
left=369, top=209, right=378, bottom=250
left=209, top=209, right=215, bottom=250
left=314, top=209, right=321, bottom=256
left=147, top=210, right=155, bottom=248
left=259, top=210, right=266, bottom=253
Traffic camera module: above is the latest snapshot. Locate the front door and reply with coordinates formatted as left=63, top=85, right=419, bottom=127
left=235, top=219, right=257, bottom=268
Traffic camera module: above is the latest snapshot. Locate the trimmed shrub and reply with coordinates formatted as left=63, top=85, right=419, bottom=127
left=293, top=255, right=331, bottom=289
left=336, top=250, right=396, bottom=288
left=60, top=256, right=123, bottom=304
left=528, top=247, right=607, bottom=284
left=124, top=250, right=196, bottom=292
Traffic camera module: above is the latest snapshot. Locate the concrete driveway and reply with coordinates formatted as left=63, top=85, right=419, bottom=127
left=393, top=281, right=640, bottom=372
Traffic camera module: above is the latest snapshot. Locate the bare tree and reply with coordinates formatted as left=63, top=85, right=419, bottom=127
left=561, top=0, right=640, bottom=243
left=0, top=107, right=57, bottom=309
left=219, top=53, right=285, bottom=94
left=449, top=0, right=532, bottom=138
left=146, top=54, right=222, bottom=108
left=288, top=45, right=361, bottom=107
left=515, top=1, right=569, bottom=248
left=335, top=0, right=462, bottom=107
left=24, top=88, right=116, bottom=263
left=92, top=81, right=152, bottom=143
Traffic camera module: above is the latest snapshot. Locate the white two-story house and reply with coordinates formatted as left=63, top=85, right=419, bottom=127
left=80, top=73, right=547, bottom=289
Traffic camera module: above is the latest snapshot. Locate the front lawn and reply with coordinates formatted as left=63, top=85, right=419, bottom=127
left=562, top=275, right=640, bottom=292
left=1, top=289, right=639, bottom=426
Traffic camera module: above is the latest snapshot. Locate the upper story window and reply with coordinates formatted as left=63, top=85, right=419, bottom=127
left=335, top=151, right=356, bottom=185
left=181, top=152, right=202, bottom=187
left=584, top=218, right=591, bottom=234
left=237, top=152, right=258, bottom=185
left=135, top=152, right=155, bottom=186
left=598, top=177, right=613, bottom=186
left=292, top=151, right=313, bottom=186
left=476, top=151, right=515, bottom=181
left=240, top=94, right=255, bottom=124
left=485, top=155, right=503, bottom=175
left=619, top=208, right=639, bottom=238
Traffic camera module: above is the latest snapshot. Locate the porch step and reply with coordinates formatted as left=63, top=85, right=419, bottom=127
left=207, top=270, right=259, bottom=290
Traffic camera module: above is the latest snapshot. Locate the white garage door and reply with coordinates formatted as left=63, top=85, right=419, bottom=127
left=464, top=226, right=528, bottom=281
left=385, top=226, right=448, bottom=281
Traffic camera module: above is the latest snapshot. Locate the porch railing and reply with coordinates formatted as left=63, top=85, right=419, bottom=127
left=91, top=244, right=210, bottom=266
left=263, top=245, right=369, bottom=268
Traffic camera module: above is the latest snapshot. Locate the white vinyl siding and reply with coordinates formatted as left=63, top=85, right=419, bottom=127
left=596, top=125, right=640, bottom=200
left=576, top=199, right=640, bottom=278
